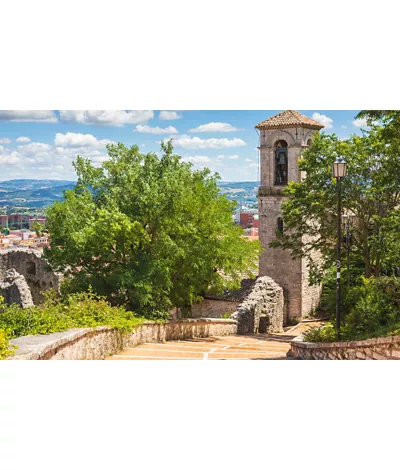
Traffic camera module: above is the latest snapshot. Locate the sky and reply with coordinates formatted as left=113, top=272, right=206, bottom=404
left=0, top=110, right=366, bottom=182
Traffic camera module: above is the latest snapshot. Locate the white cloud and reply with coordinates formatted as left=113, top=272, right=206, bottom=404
left=0, top=136, right=111, bottom=180
left=0, top=111, right=57, bottom=122
left=247, top=163, right=259, bottom=169
left=182, top=155, right=212, bottom=164
left=352, top=118, right=368, bottom=128
left=312, top=112, right=333, bottom=129
left=54, top=132, right=115, bottom=148
left=159, top=111, right=182, bottom=120
left=188, top=122, right=242, bottom=133
left=216, top=154, right=240, bottom=160
left=245, top=158, right=254, bottom=162
left=17, top=142, right=52, bottom=155
left=59, top=110, right=154, bottom=126
left=135, top=124, right=178, bottom=134
left=168, top=135, right=247, bottom=150
left=0, top=138, right=12, bottom=144
left=16, top=136, right=31, bottom=143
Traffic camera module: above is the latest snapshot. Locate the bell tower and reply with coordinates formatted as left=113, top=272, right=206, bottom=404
left=256, top=110, right=324, bottom=324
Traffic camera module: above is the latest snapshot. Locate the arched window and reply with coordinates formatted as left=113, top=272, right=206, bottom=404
left=277, top=217, right=284, bottom=234
left=275, top=140, right=288, bottom=186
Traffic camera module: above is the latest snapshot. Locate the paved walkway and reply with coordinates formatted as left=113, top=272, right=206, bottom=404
left=106, top=321, right=320, bottom=361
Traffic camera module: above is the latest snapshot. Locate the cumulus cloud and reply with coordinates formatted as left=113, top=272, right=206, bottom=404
left=0, top=111, right=57, bottom=123
left=312, top=112, right=333, bottom=129
left=182, top=155, right=212, bottom=164
left=54, top=132, right=115, bottom=148
left=0, top=136, right=111, bottom=180
left=59, top=110, right=154, bottom=126
left=216, top=154, right=240, bottom=160
left=245, top=158, right=254, bottom=162
left=188, top=122, right=242, bottom=133
left=135, top=124, right=178, bottom=134
left=17, top=142, right=52, bottom=155
left=352, top=118, right=369, bottom=128
left=168, top=135, right=247, bottom=150
left=0, top=137, right=12, bottom=144
left=159, top=111, right=182, bottom=120
left=16, top=136, right=31, bottom=143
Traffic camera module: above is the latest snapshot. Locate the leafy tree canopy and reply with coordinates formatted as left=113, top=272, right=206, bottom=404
left=45, top=141, right=260, bottom=317
left=271, top=126, right=400, bottom=281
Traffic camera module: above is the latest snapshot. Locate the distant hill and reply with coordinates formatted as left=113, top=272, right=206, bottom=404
left=0, top=179, right=259, bottom=211
left=0, top=179, right=77, bottom=210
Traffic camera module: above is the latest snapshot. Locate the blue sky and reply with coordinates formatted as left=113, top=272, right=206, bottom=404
left=0, top=110, right=366, bottom=182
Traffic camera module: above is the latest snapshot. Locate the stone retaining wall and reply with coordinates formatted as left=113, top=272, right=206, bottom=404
left=7, top=318, right=238, bottom=360
left=290, top=334, right=400, bottom=360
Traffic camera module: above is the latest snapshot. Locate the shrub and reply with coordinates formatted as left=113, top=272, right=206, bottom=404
left=344, top=276, right=400, bottom=337
left=303, top=324, right=337, bottom=343
left=0, top=290, right=147, bottom=358
left=305, top=275, right=400, bottom=342
left=0, top=328, right=14, bottom=360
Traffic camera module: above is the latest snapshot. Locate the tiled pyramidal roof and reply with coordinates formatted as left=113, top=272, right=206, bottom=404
left=255, top=110, right=324, bottom=130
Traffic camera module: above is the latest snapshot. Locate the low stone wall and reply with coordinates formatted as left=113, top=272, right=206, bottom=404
left=290, top=334, right=400, bottom=360
left=7, top=318, right=238, bottom=360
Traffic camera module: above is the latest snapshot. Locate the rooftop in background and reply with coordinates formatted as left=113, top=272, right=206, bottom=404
left=255, top=110, right=325, bottom=131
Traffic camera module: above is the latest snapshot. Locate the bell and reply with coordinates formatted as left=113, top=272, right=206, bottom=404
left=277, top=153, right=286, bottom=165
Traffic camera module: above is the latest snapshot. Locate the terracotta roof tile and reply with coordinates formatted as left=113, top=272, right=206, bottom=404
left=255, top=110, right=324, bottom=130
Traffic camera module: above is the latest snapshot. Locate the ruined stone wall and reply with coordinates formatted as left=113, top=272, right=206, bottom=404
left=290, top=334, right=400, bottom=360
left=0, top=269, right=34, bottom=308
left=231, top=276, right=284, bottom=335
left=0, top=248, right=61, bottom=305
left=191, top=299, right=240, bottom=318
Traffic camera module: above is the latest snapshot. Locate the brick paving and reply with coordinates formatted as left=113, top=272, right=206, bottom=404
left=106, top=321, right=321, bottom=361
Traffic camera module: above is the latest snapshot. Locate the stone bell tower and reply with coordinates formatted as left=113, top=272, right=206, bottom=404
left=256, top=110, right=324, bottom=324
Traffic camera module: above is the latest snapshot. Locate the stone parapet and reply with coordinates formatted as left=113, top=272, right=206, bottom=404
left=290, top=334, right=400, bottom=360
left=7, top=318, right=238, bottom=360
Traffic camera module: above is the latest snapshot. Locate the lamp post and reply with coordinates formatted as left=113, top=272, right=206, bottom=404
left=343, top=213, right=356, bottom=286
left=332, top=157, right=347, bottom=340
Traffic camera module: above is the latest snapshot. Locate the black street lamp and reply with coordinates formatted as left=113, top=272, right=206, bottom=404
left=342, top=212, right=356, bottom=286
left=332, top=157, right=347, bottom=340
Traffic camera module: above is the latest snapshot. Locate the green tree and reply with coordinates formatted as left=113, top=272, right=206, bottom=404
left=45, top=141, right=260, bottom=317
left=271, top=129, right=400, bottom=281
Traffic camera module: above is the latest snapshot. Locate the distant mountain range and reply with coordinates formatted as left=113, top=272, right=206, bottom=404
left=0, top=179, right=76, bottom=210
left=0, top=179, right=259, bottom=211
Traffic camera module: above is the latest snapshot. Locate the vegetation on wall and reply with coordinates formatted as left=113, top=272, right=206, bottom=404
left=45, top=141, right=260, bottom=317
left=0, top=292, right=147, bottom=359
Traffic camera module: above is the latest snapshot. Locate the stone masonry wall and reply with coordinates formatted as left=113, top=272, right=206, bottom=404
left=7, top=318, right=238, bottom=360
left=0, top=269, right=34, bottom=308
left=191, top=299, right=240, bottom=318
left=290, top=334, right=400, bottom=360
left=0, top=248, right=61, bottom=305
left=258, top=126, right=322, bottom=323
left=231, top=276, right=284, bottom=334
